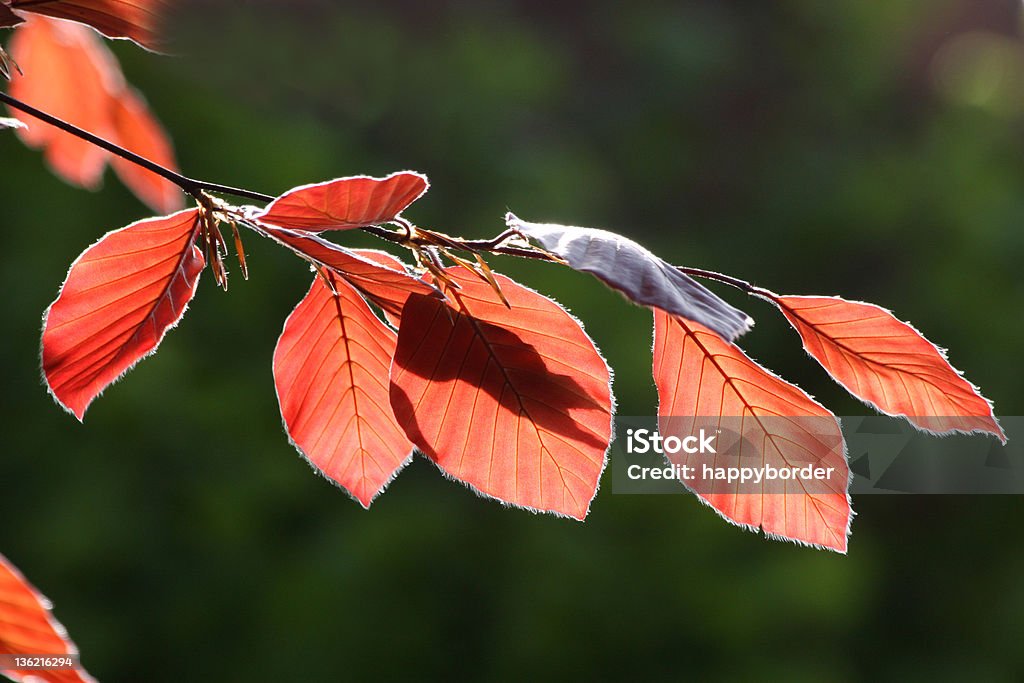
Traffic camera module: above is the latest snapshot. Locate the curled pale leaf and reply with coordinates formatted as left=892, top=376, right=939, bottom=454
left=653, top=310, right=851, bottom=552
left=256, top=172, right=429, bottom=231
left=274, top=274, right=413, bottom=507
left=506, top=212, right=753, bottom=342
left=0, top=554, right=97, bottom=683
left=390, top=269, right=613, bottom=520
left=9, top=0, right=169, bottom=50
left=774, top=295, right=1005, bottom=442
left=42, top=209, right=204, bottom=420
left=258, top=225, right=440, bottom=318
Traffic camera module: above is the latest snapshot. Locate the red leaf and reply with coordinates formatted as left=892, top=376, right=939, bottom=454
left=255, top=172, right=429, bottom=231
left=348, top=249, right=415, bottom=327
left=42, top=209, right=204, bottom=420
left=274, top=274, right=413, bottom=507
left=653, top=310, right=851, bottom=552
left=8, top=16, right=121, bottom=189
left=347, top=248, right=411, bottom=274
left=0, top=554, right=96, bottom=683
left=9, top=0, right=168, bottom=50
left=774, top=295, right=1005, bottom=442
left=109, top=88, right=183, bottom=214
left=390, top=269, right=613, bottom=520
left=258, top=225, right=439, bottom=318
left=7, top=16, right=181, bottom=211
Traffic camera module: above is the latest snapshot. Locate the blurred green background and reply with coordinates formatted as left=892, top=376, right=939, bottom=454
left=3, top=0, right=1024, bottom=680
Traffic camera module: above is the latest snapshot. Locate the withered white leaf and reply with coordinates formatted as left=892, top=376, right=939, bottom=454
left=506, top=212, right=753, bottom=342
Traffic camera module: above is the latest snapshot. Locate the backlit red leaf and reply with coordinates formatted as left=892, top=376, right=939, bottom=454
left=8, top=15, right=120, bottom=189
left=255, top=172, right=429, bottom=231
left=347, top=249, right=415, bottom=327
left=0, top=554, right=96, bottom=683
left=7, top=16, right=181, bottom=211
left=390, top=269, right=613, bottom=520
left=274, top=274, right=413, bottom=507
left=8, top=0, right=168, bottom=50
left=774, top=295, right=1005, bottom=442
left=347, top=248, right=411, bottom=274
left=109, top=88, right=183, bottom=214
left=653, top=310, right=851, bottom=552
left=42, top=209, right=204, bottom=420
left=258, top=225, right=439, bottom=318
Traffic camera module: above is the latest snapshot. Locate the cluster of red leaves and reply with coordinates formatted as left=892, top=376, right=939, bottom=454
left=511, top=215, right=1004, bottom=552
left=0, top=554, right=95, bottom=683
left=1, top=8, right=173, bottom=680
left=3, top=10, right=180, bottom=212
left=648, top=296, right=1003, bottom=551
left=3, top=0, right=1005, bottom=558
left=35, top=172, right=1005, bottom=553
left=40, top=173, right=617, bottom=520
left=2, top=3, right=1008, bottom=681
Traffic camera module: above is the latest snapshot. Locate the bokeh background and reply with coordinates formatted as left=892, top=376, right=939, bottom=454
left=3, top=0, right=1024, bottom=680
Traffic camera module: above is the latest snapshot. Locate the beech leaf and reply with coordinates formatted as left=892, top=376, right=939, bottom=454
left=506, top=213, right=753, bottom=342
left=390, top=269, right=614, bottom=520
left=0, top=553, right=97, bottom=683
left=256, top=172, right=429, bottom=232
left=653, top=310, right=851, bottom=552
left=42, top=209, right=204, bottom=420
left=7, top=16, right=181, bottom=211
left=346, top=248, right=411, bottom=275
left=8, top=0, right=168, bottom=50
left=258, top=225, right=440, bottom=318
left=774, top=295, right=1005, bottom=442
left=275, top=274, right=413, bottom=507
left=8, top=15, right=120, bottom=189
left=346, top=248, right=415, bottom=327
left=108, top=88, right=183, bottom=214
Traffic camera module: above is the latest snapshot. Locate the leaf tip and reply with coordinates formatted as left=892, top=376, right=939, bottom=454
left=989, top=420, right=1009, bottom=446
left=736, top=314, right=755, bottom=338
left=46, top=383, right=88, bottom=423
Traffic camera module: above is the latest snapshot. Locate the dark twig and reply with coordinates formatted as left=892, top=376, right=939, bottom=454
left=0, top=91, right=274, bottom=204
left=678, top=266, right=779, bottom=300
left=6, top=90, right=780, bottom=299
